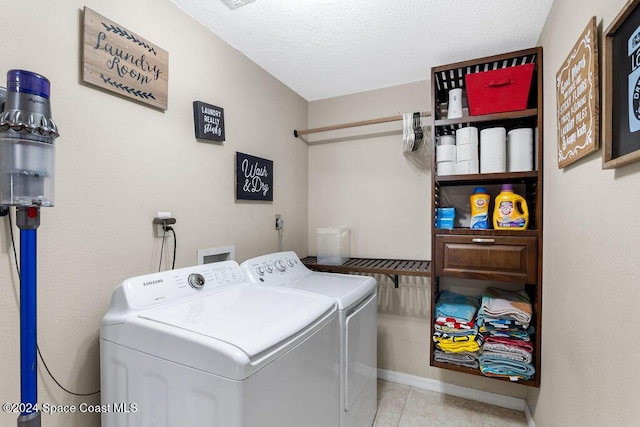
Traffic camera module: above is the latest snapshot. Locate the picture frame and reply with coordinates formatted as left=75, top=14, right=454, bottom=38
left=193, top=101, right=225, bottom=142
left=603, top=0, right=640, bottom=168
left=556, top=17, right=599, bottom=168
left=82, top=7, right=169, bottom=110
left=235, top=152, right=273, bottom=201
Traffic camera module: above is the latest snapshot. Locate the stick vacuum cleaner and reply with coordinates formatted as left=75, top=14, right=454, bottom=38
left=0, top=69, right=59, bottom=427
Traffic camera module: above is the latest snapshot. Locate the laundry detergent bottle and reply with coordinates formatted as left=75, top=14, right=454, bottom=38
left=470, top=187, right=490, bottom=229
left=493, top=184, right=529, bottom=229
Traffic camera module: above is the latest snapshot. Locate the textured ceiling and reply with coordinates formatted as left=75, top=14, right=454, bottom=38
left=170, top=0, right=553, bottom=101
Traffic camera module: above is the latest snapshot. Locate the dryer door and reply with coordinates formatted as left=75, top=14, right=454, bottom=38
left=344, top=292, right=377, bottom=411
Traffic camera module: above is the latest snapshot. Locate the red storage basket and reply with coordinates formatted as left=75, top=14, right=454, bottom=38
left=465, top=63, right=534, bottom=116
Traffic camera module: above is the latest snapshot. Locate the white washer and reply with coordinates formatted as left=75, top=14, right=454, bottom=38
left=241, top=251, right=378, bottom=427
left=100, top=260, right=340, bottom=427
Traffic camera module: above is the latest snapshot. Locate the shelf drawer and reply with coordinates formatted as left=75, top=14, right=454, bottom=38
left=435, top=234, right=537, bottom=283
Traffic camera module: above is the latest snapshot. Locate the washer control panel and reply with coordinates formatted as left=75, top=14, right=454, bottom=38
left=120, top=261, right=244, bottom=309
left=240, top=251, right=310, bottom=285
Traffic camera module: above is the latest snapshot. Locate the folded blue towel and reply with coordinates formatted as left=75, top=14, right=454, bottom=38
left=435, top=290, right=480, bottom=323
left=479, top=354, right=535, bottom=380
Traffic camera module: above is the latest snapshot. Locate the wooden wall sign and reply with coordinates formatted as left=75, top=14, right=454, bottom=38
left=235, top=152, right=273, bottom=201
left=603, top=0, right=640, bottom=168
left=556, top=17, right=599, bottom=168
left=82, top=7, right=169, bottom=110
left=193, top=101, right=225, bottom=142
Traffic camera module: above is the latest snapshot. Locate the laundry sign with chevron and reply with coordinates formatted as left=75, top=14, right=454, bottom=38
left=82, top=7, right=169, bottom=110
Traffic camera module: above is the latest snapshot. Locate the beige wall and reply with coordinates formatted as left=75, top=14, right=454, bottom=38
left=308, top=0, right=640, bottom=418
left=531, top=0, right=640, bottom=425
left=4, top=1, right=639, bottom=426
left=0, top=1, right=308, bottom=426
left=307, top=82, right=431, bottom=260
left=308, top=83, right=527, bottom=398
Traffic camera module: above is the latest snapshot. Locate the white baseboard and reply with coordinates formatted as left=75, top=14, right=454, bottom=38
left=377, top=368, right=535, bottom=426
left=523, top=401, right=536, bottom=427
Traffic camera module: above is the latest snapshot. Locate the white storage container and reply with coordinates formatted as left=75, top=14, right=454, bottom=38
left=316, top=226, right=350, bottom=265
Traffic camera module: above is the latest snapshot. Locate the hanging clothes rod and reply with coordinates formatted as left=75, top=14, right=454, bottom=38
left=293, top=111, right=431, bottom=138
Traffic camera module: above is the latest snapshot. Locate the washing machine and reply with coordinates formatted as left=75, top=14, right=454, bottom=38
left=241, top=251, right=377, bottom=427
left=100, top=260, right=340, bottom=427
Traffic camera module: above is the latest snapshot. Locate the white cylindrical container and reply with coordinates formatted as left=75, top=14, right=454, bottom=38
left=437, top=161, right=456, bottom=176
left=455, top=159, right=479, bottom=174
left=456, top=160, right=470, bottom=174
left=534, top=127, right=539, bottom=170
left=507, top=128, right=534, bottom=172
left=480, top=127, right=506, bottom=173
left=469, top=159, right=479, bottom=174
left=456, top=143, right=478, bottom=161
left=447, top=88, right=463, bottom=119
left=438, top=135, right=456, bottom=145
left=455, top=126, right=478, bottom=145
left=436, top=145, right=456, bottom=162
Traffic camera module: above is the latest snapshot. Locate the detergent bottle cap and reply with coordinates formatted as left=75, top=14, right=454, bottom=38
left=472, top=187, right=488, bottom=194
left=500, top=184, right=514, bottom=192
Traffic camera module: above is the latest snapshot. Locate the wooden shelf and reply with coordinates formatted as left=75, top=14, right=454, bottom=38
left=431, top=361, right=537, bottom=387
left=433, top=228, right=538, bottom=237
left=434, top=171, right=539, bottom=185
left=434, top=108, right=537, bottom=127
left=301, top=257, right=431, bottom=288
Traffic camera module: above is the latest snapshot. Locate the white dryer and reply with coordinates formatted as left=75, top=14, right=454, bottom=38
left=100, top=260, right=340, bottom=427
left=241, top=251, right=377, bottom=427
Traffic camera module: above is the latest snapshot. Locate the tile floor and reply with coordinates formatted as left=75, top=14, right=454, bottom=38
left=373, top=380, right=528, bottom=427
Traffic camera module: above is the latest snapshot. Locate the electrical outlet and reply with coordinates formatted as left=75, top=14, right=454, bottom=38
left=275, top=214, right=283, bottom=230
left=155, top=212, right=171, bottom=237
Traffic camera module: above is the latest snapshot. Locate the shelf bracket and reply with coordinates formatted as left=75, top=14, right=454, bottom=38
left=385, top=274, right=400, bottom=288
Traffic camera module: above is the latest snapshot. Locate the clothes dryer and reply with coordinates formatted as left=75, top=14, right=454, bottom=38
left=100, top=260, right=340, bottom=427
left=241, top=251, right=377, bottom=427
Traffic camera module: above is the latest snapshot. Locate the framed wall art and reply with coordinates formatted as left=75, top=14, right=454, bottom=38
left=603, top=0, right=640, bottom=168
left=556, top=17, right=599, bottom=168
left=193, top=101, right=225, bottom=142
left=235, top=152, right=273, bottom=201
left=82, top=7, right=169, bottom=110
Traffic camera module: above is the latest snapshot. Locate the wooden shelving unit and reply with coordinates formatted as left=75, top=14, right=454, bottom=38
left=430, top=47, right=543, bottom=387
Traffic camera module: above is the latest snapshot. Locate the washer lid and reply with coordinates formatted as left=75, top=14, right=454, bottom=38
left=138, top=284, right=335, bottom=359
left=291, top=272, right=376, bottom=309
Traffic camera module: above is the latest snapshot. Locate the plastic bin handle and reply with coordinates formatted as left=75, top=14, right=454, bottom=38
left=486, top=79, right=514, bottom=88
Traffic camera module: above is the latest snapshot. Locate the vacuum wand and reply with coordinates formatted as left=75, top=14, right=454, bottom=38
left=17, top=207, right=40, bottom=427
left=0, top=69, right=59, bottom=427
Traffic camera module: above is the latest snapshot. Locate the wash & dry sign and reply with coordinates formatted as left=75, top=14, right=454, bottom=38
left=235, top=152, right=273, bottom=201
left=82, top=7, right=169, bottom=110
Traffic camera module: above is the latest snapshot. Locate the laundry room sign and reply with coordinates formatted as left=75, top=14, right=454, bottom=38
left=193, top=101, right=225, bottom=142
left=235, top=152, right=273, bottom=201
left=82, top=7, right=169, bottom=110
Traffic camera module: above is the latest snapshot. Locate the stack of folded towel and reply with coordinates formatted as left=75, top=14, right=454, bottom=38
left=477, top=287, right=535, bottom=381
left=433, top=290, right=482, bottom=369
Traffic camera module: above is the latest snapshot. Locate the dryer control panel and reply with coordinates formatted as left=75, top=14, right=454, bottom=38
left=241, top=251, right=310, bottom=285
left=115, top=261, right=244, bottom=311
